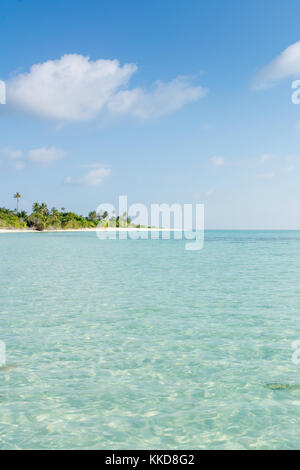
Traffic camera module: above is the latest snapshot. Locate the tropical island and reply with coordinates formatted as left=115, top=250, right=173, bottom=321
left=0, top=193, right=142, bottom=231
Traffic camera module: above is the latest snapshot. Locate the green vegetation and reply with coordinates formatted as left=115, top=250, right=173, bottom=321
left=13, top=192, right=21, bottom=212
left=0, top=194, right=139, bottom=231
left=0, top=207, right=27, bottom=229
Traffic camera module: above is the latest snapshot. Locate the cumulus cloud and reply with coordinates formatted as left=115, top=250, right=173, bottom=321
left=28, top=147, right=66, bottom=166
left=253, top=41, right=300, bottom=90
left=66, top=164, right=111, bottom=186
left=0, top=147, right=23, bottom=159
left=0, top=146, right=66, bottom=169
left=210, top=156, right=225, bottom=167
left=106, top=76, right=207, bottom=120
left=5, top=54, right=206, bottom=123
left=0, top=147, right=24, bottom=170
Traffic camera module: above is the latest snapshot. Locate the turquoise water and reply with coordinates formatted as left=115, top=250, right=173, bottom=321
left=1, top=230, right=300, bottom=449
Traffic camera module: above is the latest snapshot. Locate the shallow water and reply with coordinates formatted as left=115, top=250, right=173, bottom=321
left=1, top=230, right=300, bottom=449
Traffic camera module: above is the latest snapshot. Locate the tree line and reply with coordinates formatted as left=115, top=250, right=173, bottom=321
left=0, top=193, right=136, bottom=231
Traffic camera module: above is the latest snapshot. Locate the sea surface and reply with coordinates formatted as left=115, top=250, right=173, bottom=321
left=1, top=230, right=300, bottom=450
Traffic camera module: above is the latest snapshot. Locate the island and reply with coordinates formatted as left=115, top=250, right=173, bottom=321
left=0, top=194, right=145, bottom=232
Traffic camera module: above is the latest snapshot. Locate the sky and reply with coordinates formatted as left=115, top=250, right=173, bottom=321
left=1, top=0, right=300, bottom=229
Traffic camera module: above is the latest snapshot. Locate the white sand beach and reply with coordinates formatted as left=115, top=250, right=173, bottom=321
left=0, top=228, right=182, bottom=233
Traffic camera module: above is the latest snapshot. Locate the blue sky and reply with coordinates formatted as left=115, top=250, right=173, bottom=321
left=1, top=0, right=300, bottom=228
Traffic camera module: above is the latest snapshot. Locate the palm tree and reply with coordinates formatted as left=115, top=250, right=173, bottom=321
left=32, top=202, right=41, bottom=213
left=19, top=210, right=27, bottom=219
left=14, top=192, right=21, bottom=212
left=40, top=203, right=49, bottom=218
left=50, top=207, right=59, bottom=223
left=51, top=207, right=59, bottom=217
left=89, top=211, right=97, bottom=221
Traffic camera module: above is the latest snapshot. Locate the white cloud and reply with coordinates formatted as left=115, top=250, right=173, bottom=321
left=253, top=41, right=300, bottom=90
left=286, top=154, right=300, bottom=162
left=6, top=54, right=206, bottom=122
left=28, top=147, right=66, bottom=166
left=0, top=146, right=66, bottom=169
left=210, top=156, right=225, bottom=167
left=206, top=188, right=215, bottom=197
left=284, top=165, right=296, bottom=173
left=66, top=164, right=111, bottom=186
left=256, top=172, right=274, bottom=180
left=1, top=147, right=24, bottom=170
left=106, top=76, right=207, bottom=120
left=260, top=153, right=273, bottom=163
left=282, top=155, right=300, bottom=172
left=14, top=161, right=25, bottom=171
left=0, top=147, right=23, bottom=159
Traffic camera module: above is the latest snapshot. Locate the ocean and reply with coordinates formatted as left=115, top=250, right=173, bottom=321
left=1, top=230, right=300, bottom=449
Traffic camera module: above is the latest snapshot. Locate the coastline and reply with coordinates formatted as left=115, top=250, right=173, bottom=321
left=0, top=227, right=182, bottom=233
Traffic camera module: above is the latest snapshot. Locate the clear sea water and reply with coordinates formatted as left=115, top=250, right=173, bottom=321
left=1, top=230, right=300, bottom=450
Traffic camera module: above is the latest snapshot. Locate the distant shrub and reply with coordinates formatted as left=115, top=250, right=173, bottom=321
left=0, top=202, right=139, bottom=231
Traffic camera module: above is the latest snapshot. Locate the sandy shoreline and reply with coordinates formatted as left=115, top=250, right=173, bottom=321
left=0, top=228, right=182, bottom=234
